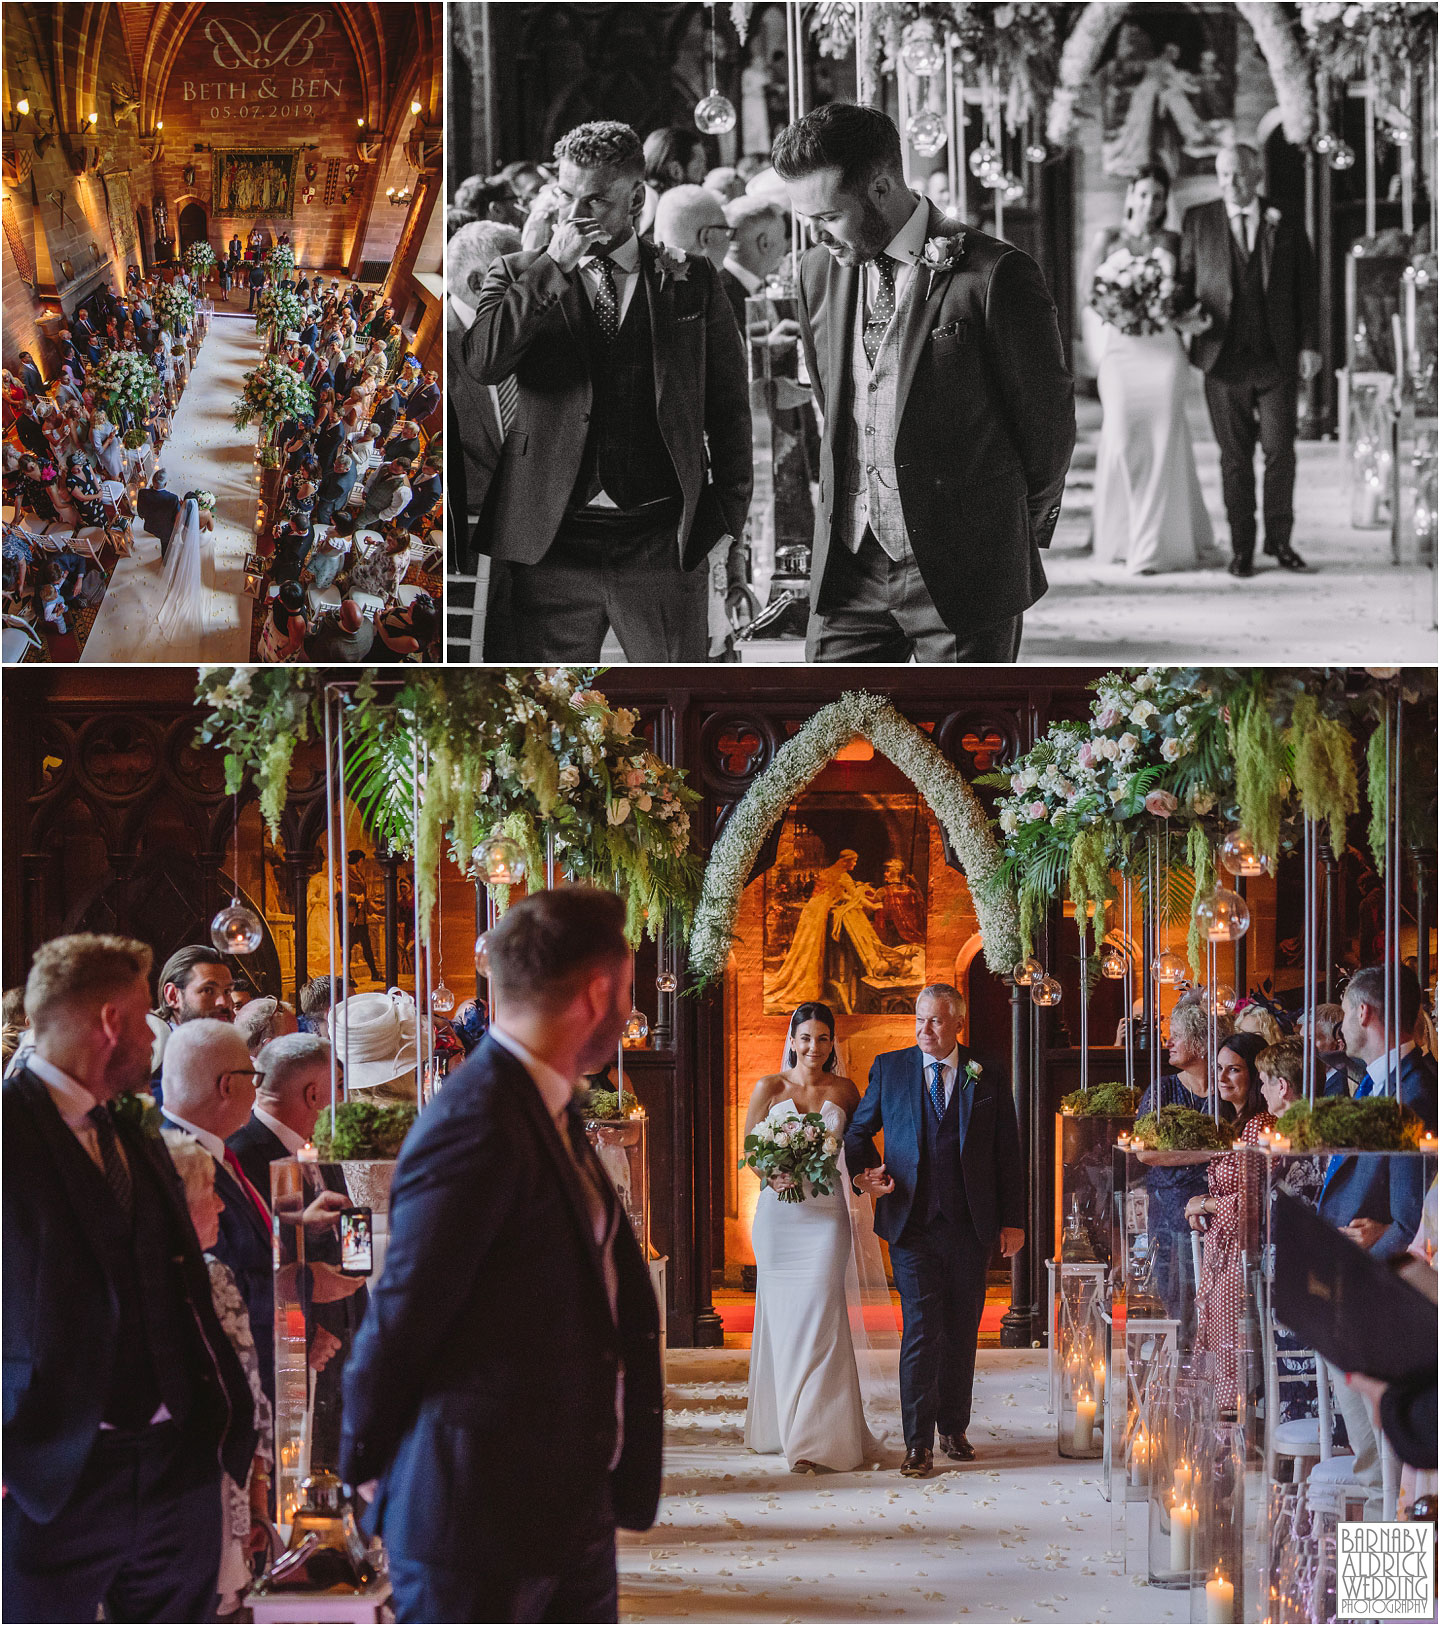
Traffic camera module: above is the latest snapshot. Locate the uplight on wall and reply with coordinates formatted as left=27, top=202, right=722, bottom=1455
left=410, top=100, right=421, bottom=115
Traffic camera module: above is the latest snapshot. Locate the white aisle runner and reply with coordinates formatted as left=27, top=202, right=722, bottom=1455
left=83, top=317, right=261, bottom=663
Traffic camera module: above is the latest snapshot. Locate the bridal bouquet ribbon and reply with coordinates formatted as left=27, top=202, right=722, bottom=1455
left=742, top=1109, right=841, bottom=1204
left=1090, top=246, right=1184, bottom=338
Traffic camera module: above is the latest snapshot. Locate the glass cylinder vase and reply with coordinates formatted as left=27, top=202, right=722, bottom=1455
left=1349, top=380, right=1395, bottom=530
left=1056, top=1263, right=1107, bottom=1459
left=1146, top=1373, right=1217, bottom=1588
left=1188, top=1421, right=1246, bottom=1623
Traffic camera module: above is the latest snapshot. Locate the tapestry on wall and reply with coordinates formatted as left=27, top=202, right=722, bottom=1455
left=213, top=150, right=298, bottom=216
left=762, top=793, right=930, bottom=1017
left=1100, top=9, right=1238, bottom=178
left=101, top=169, right=136, bottom=259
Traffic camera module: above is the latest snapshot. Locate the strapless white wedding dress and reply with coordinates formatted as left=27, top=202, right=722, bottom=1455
left=745, top=1098, right=880, bottom=1470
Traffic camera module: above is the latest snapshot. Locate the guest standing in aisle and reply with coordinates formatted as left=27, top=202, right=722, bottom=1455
left=342, top=888, right=663, bottom=1622
left=463, top=120, right=752, bottom=661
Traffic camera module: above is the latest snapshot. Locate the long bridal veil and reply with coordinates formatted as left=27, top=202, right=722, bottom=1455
left=157, top=496, right=206, bottom=644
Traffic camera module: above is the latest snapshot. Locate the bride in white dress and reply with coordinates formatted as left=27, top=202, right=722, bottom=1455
left=744, top=1003, right=899, bottom=1471
left=1088, top=165, right=1219, bottom=574
left=157, top=494, right=209, bottom=645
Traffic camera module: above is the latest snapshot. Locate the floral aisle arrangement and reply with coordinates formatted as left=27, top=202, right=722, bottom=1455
left=192, top=668, right=704, bottom=947
left=152, top=280, right=196, bottom=335
left=185, top=240, right=217, bottom=280
left=88, top=350, right=161, bottom=429
left=1300, top=3, right=1435, bottom=127
left=742, top=1108, right=841, bottom=1204
left=265, top=243, right=297, bottom=277
left=688, top=691, right=1020, bottom=984
left=1090, top=246, right=1185, bottom=337
left=232, top=357, right=315, bottom=436
left=255, top=286, right=305, bottom=341
left=984, top=669, right=1427, bottom=964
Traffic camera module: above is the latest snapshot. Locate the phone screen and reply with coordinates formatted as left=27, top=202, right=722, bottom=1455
left=339, top=1207, right=373, bottom=1276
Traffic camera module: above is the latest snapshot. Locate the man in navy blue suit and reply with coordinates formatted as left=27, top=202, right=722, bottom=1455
left=1317, top=963, right=1438, bottom=1516
left=845, top=983, right=1025, bottom=1477
left=341, top=887, right=663, bottom=1622
left=3, top=934, right=255, bottom=1622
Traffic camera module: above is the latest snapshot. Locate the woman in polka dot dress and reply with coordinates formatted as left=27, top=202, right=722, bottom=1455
left=1188, top=1031, right=1272, bottom=1412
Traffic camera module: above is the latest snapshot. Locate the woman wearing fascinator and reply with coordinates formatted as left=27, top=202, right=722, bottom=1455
left=742, top=1002, right=901, bottom=1472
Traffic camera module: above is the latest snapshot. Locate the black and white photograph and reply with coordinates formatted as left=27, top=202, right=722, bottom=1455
left=446, top=1, right=1436, bottom=664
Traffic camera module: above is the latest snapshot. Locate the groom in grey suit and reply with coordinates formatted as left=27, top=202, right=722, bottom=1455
left=844, top=983, right=1025, bottom=1477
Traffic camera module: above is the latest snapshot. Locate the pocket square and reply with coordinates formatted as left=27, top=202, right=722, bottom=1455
left=930, top=321, right=965, bottom=341
left=675, top=310, right=702, bottom=323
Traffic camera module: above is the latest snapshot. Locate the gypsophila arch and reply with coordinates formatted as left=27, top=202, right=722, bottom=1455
left=687, top=692, right=1021, bottom=983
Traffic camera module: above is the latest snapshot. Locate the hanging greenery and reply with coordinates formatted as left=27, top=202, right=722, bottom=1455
left=1186, top=823, right=1216, bottom=976
left=195, top=666, right=317, bottom=837
left=1299, top=3, right=1435, bottom=124
left=1288, top=691, right=1359, bottom=857
left=1229, top=686, right=1289, bottom=864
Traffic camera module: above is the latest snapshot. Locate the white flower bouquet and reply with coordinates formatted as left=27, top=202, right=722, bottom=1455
left=88, top=349, right=161, bottom=425
left=232, top=358, right=315, bottom=434
left=255, top=286, right=305, bottom=339
left=1090, top=246, right=1185, bottom=337
left=185, top=240, right=216, bottom=278
left=194, top=491, right=218, bottom=512
left=153, top=280, right=196, bottom=334
left=265, top=243, right=297, bottom=276
left=742, top=1108, right=840, bottom=1204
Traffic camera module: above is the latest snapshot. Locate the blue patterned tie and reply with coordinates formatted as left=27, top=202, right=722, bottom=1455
left=928, top=1060, right=946, bottom=1121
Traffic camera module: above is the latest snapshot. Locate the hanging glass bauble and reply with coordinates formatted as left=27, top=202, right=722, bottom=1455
left=1196, top=886, right=1251, bottom=942
left=969, top=141, right=998, bottom=178
left=1025, top=141, right=1048, bottom=165
left=622, top=1007, right=650, bottom=1046
left=695, top=91, right=737, bottom=136
left=1152, top=950, right=1189, bottom=986
left=1329, top=141, right=1356, bottom=171
left=1002, top=172, right=1026, bottom=204
left=1031, top=975, right=1063, bottom=1007
left=906, top=109, right=947, bottom=158
left=656, top=970, right=678, bottom=994
left=1219, top=827, right=1271, bottom=877
left=1100, top=948, right=1128, bottom=980
left=211, top=900, right=264, bottom=955
left=900, top=20, right=946, bottom=78
left=476, top=833, right=526, bottom=886
left=993, top=4, right=1016, bottom=26
left=473, top=932, right=490, bottom=975
left=1208, top=982, right=1237, bottom=1015
left=1013, top=955, right=1043, bottom=986
left=1312, top=131, right=1335, bottom=156
left=430, top=981, right=456, bottom=1014
left=1389, top=121, right=1411, bottom=145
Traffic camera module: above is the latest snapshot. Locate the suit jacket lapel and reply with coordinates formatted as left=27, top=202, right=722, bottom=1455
left=1259, top=201, right=1276, bottom=291
left=509, top=1057, right=610, bottom=1307
left=954, top=1045, right=977, bottom=1152
left=1210, top=201, right=1235, bottom=322
left=824, top=256, right=857, bottom=421
left=638, top=238, right=670, bottom=412
left=14, top=1066, right=130, bottom=1277
left=894, top=201, right=956, bottom=420
left=212, top=1155, right=270, bottom=1245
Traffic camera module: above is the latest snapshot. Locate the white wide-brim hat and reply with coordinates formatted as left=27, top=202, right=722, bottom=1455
left=331, top=989, right=430, bottom=1090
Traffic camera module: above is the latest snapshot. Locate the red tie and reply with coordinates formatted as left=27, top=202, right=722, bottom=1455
left=223, top=1147, right=271, bottom=1228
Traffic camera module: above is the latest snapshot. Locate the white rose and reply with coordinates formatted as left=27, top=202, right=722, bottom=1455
left=1021, top=766, right=1040, bottom=790
left=1129, top=700, right=1157, bottom=726
left=1117, top=732, right=1139, bottom=756
left=558, top=765, right=580, bottom=790
left=1133, top=672, right=1155, bottom=693
left=999, top=808, right=1020, bottom=835
left=822, top=1134, right=839, bottom=1155
left=1161, top=736, right=1182, bottom=762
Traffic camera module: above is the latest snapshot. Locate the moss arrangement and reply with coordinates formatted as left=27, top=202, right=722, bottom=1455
left=1275, top=1094, right=1425, bottom=1153
left=585, top=1088, right=640, bottom=1120
left=1060, top=1083, right=1144, bottom=1117
left=311, top=1100, right=417, bottom=1161
left=1133, top=1104, right=1232, bottom=1151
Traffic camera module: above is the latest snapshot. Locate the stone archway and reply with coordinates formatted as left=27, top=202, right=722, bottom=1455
left=177, top=200, right=208, bottom=256
left=689, top=693, right=1020, bottom=983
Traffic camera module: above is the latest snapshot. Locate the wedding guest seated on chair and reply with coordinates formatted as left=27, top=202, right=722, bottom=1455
left=307, top=596, right=376, bottom=662
left=258, top=581, right=310, bottom=662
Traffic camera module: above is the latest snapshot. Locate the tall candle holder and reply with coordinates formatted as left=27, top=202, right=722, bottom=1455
left=1056, top=1263, right=1107, bottom=1460
left=1145, top=1373, right=1216, bottom=1589
left=1188, top=1420, right=1246, bottom=1623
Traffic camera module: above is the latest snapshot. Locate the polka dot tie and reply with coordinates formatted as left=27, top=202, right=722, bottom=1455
left=593, top=258, right=620, bottom=344
left=863, top=254, right=897, bottom=366
left=928, top=1060, right=946, bottom=1121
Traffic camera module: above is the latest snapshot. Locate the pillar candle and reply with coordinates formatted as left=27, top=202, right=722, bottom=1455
left=1172, top=1459, right=1192, bottom=1501
left=1072, top=1396, right=1097, bottom=1452
left=1205, top=1574, right=1234, bottom=1624
left=1170, top=1500, right=1193, bottom=1575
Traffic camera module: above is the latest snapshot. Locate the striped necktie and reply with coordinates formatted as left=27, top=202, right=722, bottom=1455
left=495, top=374, right=518, bottom=434
left=88, top=1105, right=133, bottom=1217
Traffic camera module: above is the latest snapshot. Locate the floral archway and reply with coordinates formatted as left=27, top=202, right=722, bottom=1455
left=688, top=692, right=1021, bottom=982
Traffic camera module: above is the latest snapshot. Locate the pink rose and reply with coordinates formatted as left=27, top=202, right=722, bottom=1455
left=1027, top=801, right=1048, bottom=822
left=1096, top=705, right=1122, bottom=729
left=625, top=769, right=645, bottom=788
left=1145, top=789, right=1179, bottom=818
left=1077, top=743, right=1096, bottom=770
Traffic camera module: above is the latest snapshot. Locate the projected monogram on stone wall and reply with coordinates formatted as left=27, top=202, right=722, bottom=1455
left=205, top=15, right=328, bottom=71
left=176, top=10, right=350, bottom=121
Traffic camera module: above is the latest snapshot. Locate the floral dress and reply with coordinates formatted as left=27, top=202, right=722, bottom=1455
left=1194, top=1111, right=1275, bottom=1411
left=205, top=1254, right=273, bottom=1611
